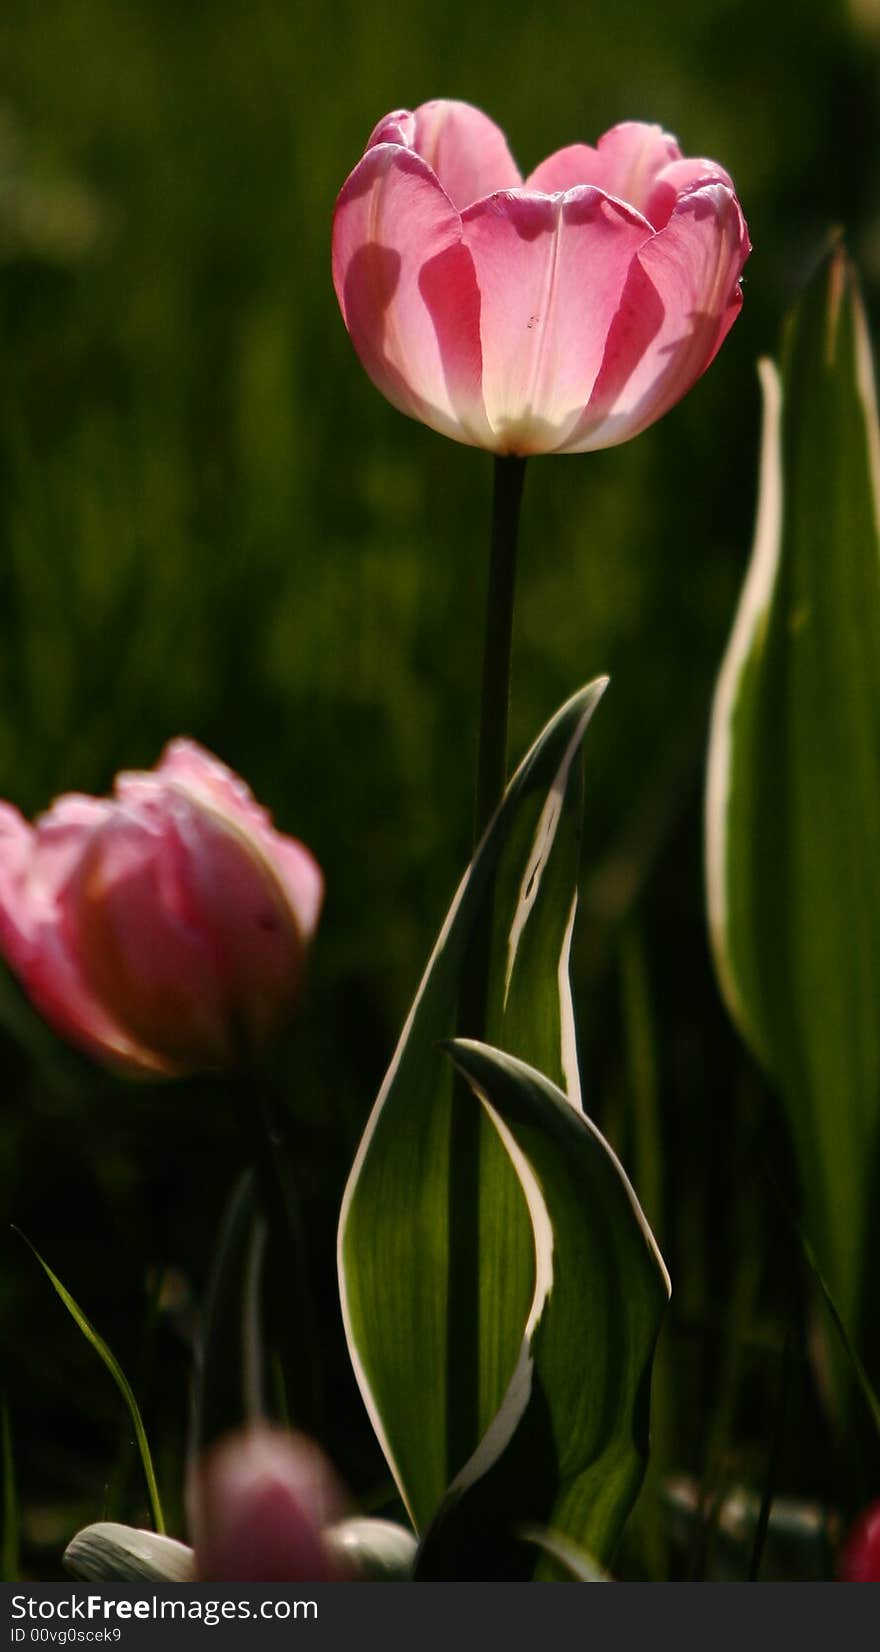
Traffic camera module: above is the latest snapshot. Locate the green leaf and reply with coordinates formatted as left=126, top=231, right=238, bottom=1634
left=15, top=1229, right=165, bottom=1533
left=520, top=1527, right=610, bottom=1582
left=413, top=1041, right=668, bottom=1579
left=63, top=1523, right=194, bottom=1582
left=338, top=680, right=607, bottom=1532
left=706, top=243, right=880, bottom=1331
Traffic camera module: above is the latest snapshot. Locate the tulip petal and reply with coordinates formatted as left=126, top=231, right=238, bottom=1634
left=565, top=182, right=750, bottom=453
left=190, top=1426, right=347, bottom=1583
left=69, top=799, right=308, bottom=1069
left=408, top=99, right=522, bottom=210
left=526, top=122, right=681, bottom=216
left=367, top=103, right=522, bottom=208
left=145, top=739, right=324, bottom=942
left=366, top=109, right=417, bottom=150
left=269, top=838, right=323, bottom=941
left=645, top=155, right=736, bottom=229
left=0, top=801, right=168, bottom=1074
left=333, top=144, right=491, bottom=446
left=460, top=187, right=654, bottom=454
left=23, top=931, right=162, bottom=1073
left=67, top=810, right=234, bottom=1068
left=148, top=739, right=275, bottom=836
left=13, top=796, right=114, bottom=924
left=0, top=803, right=40, bottom=941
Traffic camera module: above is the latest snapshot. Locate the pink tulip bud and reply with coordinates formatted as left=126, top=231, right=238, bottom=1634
left=189, top=1425, right=349, bottom=1582
left=333, top=101, right=750, bottom=456
left=0, top=741, right=322, bottom=1076
left=839, top=1502, right=880, bottom=1581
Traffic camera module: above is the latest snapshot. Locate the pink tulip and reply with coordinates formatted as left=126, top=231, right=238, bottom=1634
left=839, top=1502, right=880, bottom=1581
left=0, top=740, right=323, bottom=1076
left=189, top=1425, right=349, bottom=1582
left=333, top=101, right=750, bottom=455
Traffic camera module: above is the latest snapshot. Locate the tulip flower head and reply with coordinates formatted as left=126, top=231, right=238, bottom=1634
left=0, top=740, right=323, bottom=1076
left=189, top=1425, right=349, bottom=1583
left=333, top=101, right=750, bottom=456
left=838, top=1501, right=880, bottom=1581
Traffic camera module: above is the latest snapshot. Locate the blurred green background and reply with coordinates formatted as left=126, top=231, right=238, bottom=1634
left=2, top=0, right=879, bottom=1580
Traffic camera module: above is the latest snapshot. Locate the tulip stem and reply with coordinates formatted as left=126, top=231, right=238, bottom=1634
left=232, top=1071, right=323, bottom=1437
left=446, top=454, right=527, bottom=1487
left=474, top=454, right=527, bottom=842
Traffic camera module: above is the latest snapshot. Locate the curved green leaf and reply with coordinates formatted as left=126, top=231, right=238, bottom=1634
left=520, top=1527, right=610, bottom=1582
left=338, top=680, right=607, bottom=1531
left=416, top=1041, right=669, bottom=1580
left=706, top=243, right=880, bottom=1331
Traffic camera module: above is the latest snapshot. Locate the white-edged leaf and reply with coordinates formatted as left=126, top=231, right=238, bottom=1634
left=63, top=1523, right=195, bottom=1582
left=338, top=681, right=607, bottom=1531
left=326, top=1517, right=417, bottom=1580
left=415, top=1041, right=669, bottom=1580
left=705, top=243, right=880, bottom=1333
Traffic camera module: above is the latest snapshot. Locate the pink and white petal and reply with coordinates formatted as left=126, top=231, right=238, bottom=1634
left=410, top=99, right=522, bottom=210
left=124, top=751, right=297, bottom=943
left=0, top=805, right=37, bottom=960
left=68, top=810, right=234, bottom=1068
left=167, top=803, right=309, bottom=1053
left=268, top=837, right=324, bottom=943
left=154, top=741, right=323, bottom=942
left=646, top=156, right=736, bottom=229
left=460, top=187, right=654, bottom=454
left=21, top=922, right=171, bottom=1075
left=526, top=122, right=681, bottom=214
left=333, top=145, right=491, bottom=446
left=524, top=144, right=605, bottom=197
left=190, top=1427, right=347, bottom=1583
left=0, top=794, right=113, bottom=945
left=144, top=738, right=273, bottom=837
left=565, top=183, right=750, bottom=453
left=0, top=800, right=166, bottom=1073
left=367, top=109, right=417, bottom=151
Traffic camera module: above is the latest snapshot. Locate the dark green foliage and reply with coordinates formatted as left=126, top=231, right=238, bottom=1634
left=1, top=0, right=878, bottom=1580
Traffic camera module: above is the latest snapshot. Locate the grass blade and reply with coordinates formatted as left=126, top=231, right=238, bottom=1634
left=14, top=1228, right=165, bottom=1533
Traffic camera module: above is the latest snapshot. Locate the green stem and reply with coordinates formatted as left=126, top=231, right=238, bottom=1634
left=446, top=454, right=526, bottom=1486
left=232, top=1072, right=323, bottom=1436
left=473, top=455, right=527, bottom=843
